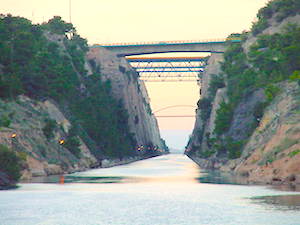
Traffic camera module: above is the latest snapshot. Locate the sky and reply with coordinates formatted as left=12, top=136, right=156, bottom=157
left=1, top=0, right=270, bottom=149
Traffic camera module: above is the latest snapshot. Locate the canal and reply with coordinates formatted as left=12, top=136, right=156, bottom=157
left=0, top=154, right=300, bottom=225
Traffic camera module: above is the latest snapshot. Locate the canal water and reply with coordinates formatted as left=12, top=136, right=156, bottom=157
left=0, top=154, right=300, bottom=225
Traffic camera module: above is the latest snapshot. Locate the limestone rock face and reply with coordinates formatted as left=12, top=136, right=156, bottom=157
left=0, top=46, right=165, bottom=183
left=234, top=82, right=300, bottom=184
left=200, top=53, right=224, bottom=99
left=186, top=12, right=300, bottom=185
left=226, top=89, right=266, bottom=142
left=243, top=14, right=300, bottom=51
left=186, top=53, right=224, bottom=153
left=87, top=47, right=164, bottom=150
left=0, top=96, right=98, bottom=180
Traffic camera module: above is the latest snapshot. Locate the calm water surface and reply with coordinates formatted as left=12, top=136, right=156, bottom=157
left=1, top=154, right=300, bottom=225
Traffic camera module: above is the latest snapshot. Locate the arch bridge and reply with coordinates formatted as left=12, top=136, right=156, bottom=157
left=154, top=105, right=196, bottom=118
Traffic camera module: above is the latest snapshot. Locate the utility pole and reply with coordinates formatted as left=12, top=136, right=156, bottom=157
left=69, top=0, right=72, bottom=23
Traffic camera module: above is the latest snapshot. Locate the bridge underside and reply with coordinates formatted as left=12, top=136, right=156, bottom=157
left=92, top=39, right=235, bottom=56
left=100, top=44, right=226, bottom=57
left=117, top=50, right=221, bottom=57
left=127, top=57, right=207, bottom=82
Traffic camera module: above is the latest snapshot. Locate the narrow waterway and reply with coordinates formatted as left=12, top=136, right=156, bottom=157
left=1, top=154, right=300, bottom=225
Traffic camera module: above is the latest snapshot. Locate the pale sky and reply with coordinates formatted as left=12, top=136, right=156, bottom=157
left=1, top=0, right=270, bottom=44
left=1, top=0, right=270, bottom=148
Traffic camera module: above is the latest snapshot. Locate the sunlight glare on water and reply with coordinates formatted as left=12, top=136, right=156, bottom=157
left=0, top=154, right=300, bottom=225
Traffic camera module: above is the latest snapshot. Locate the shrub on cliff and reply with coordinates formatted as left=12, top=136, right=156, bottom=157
left=252, top=18, right=269, bottom=36
left=289, top=70, right=300, bottom=86
left=226, top=138, right=243, bottom=159
left=252, top=0, right=300, bottom=35
left=69, top=75, right=136, bottom=159
left=42, top=16, right=74, bottom=35
left=0, top=144, right=21, bottom=183
left=197, top=98, right=212, bottom=122
left=219, top=24, right=300, bottom=131
left=0, top=115, right=11, bottom=127
left=0, top=15, right=137, bottom=160
left=214, top=101, right=233, bottom=136
left=62, top=126, right=81, bottom=158
left=253, top=102, right=267, bottom=121
left=64, top=136, right=81, bottom=158
left=42, top=119, right=57, bottom=139
left=211, top=11, right=300, bottom=159
left=208, top=74, right=225, bottom=98
left=264, top=84, right=280, bottom=102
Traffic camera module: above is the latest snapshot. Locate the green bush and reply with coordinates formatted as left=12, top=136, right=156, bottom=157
left=214, top=101, right=233, bottom=136
left=225, top=138, right=244, bottom=159
left=202, top=2, right=300, bottom=160
left=0, top=15, right=137, bottom=160
left=0, top=144, right=21, bottom=182
left=42, top=16, right=74, bottom=35
left=64, top=136, right=81, bottom=158
left=253, top=102, right=267, bottom=120
left=255, top=0, right=300, bottom=25
left=208, top=74, right=225, bottom=98
left=199, top=149, right=215, bottom=158
left=289, top=70, right=300, bottom=86
left=252, top=18, right=269, bottom=36
left=288, top=149, right=300, bottom=157
left=264, top=84, right=280, bottom=102
left=0, top=115, right=11, bottom=127
left=42, top=119, right=57, bottom=139
left=197, top=98, right=212, bottom=121
left=259, top=138, right=299, bottom=165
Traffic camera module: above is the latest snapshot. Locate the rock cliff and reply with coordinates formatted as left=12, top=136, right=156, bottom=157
left=187, top=53, right=224, bottom=153
left=234, top=81, right=300, bottom=184
left=87, top=47, right=164, bottom=150
left=186, top=0, right=300, bottom=185
left=0, top=15, right=166, bottom=188
left=0, top=96, right=97, bottom=180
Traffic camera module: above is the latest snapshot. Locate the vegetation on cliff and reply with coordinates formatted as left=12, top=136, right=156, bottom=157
left=0, top=14, right=144, bottom=183
left=215, top=24, right=300, bottom=137
left=252, top=0, right=300, bottom=35
left=0, top=144, right=21, bottom=188
left=191, top=0, right=300, bottom=160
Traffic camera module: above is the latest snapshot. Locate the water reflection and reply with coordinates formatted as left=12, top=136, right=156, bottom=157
left=24, top=154, right=300, bottom=211
left=65, top=175, right=126, bottom=184
left=2, top=154, right=300, bottom=225
left=26, top=174, right=127, bottom=184
left=272, top=184, right=300, bottom=192
left=196, top=170, right=246, bottom=185
left=251, top=195, right=300, bottom=211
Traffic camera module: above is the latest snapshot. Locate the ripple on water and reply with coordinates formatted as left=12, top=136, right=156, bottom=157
left=251, top=195, right=300, bottom=211
left=4, top=154, right=300, bottom=225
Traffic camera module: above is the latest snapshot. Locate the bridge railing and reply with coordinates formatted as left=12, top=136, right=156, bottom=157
left=94, top=37, right=240, bottom=47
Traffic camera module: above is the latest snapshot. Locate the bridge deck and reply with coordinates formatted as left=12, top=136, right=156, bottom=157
left=90, top=38, right=241, bottom=56
left=127, top=56, right=207, bottom=62
left=92, top=38, right=240, bottom=48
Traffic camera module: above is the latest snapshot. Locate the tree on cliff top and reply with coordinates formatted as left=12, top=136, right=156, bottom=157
left=42, top=16, right=75, bottom=35
left=0, top=14, right=137, bottom=160
left=0, top=144, right=21, bottom=184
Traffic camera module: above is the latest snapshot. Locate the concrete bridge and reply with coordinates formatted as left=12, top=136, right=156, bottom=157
left=92, top=39, right=240, bottom=57
left=91, top=38, right=240, bottom=81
